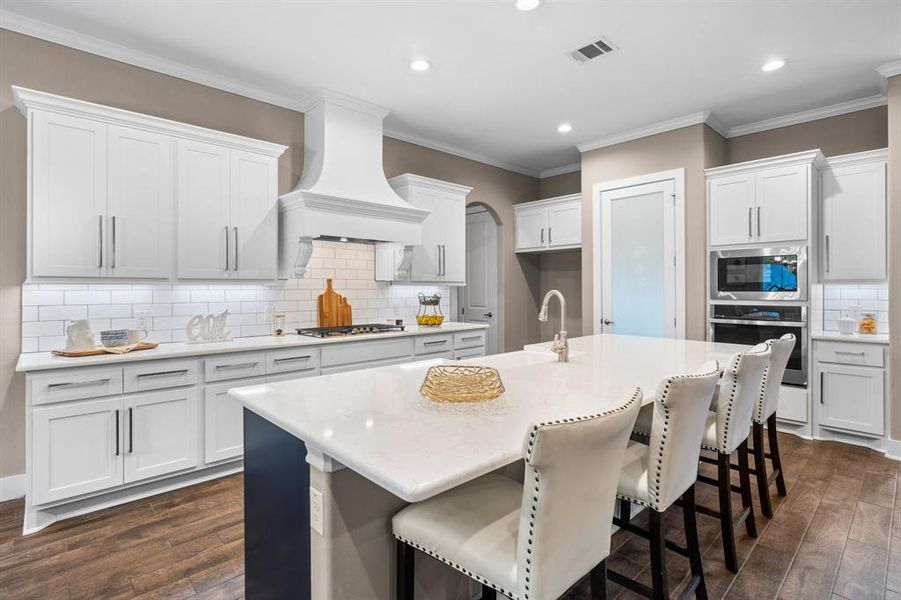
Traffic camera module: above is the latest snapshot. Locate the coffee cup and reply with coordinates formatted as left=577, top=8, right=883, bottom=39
left=127, top=328, right=148, bottom=345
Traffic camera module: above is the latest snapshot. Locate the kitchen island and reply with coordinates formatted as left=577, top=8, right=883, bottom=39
left=229, top=334, right=749, bottom=600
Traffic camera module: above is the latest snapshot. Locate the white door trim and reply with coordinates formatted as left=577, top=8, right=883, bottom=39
left=591, top=168, right=686, bottom=338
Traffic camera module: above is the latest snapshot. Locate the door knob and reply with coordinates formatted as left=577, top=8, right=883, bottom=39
left=602, top=319, right=614, bottom=325
left=483, top=312, right=493, bottom=318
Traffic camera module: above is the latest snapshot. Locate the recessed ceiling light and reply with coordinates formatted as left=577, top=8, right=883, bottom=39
left=515, top=0, right=541, bottom=11
left=410, top=59, right=430, bottom=72
left=557, top=122, right=573, bottom=133
left=761, top=59, right=785, bottom=72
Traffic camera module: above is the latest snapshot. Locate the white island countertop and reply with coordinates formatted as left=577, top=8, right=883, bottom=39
left=15, top=321, right=488, bottom=372
left=229, top=334, right=748, bottom=503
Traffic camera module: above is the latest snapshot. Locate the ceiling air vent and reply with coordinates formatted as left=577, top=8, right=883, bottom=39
left=568, top=37, right=616, bottom=63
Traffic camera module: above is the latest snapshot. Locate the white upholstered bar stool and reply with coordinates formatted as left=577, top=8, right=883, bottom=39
left=611, top=361, right=721, bottom=600
left=696, top=344, right=770, bottom=573
left=749, top=334, right=795, bottom=517
left=392, top=388, right=642, bottom=600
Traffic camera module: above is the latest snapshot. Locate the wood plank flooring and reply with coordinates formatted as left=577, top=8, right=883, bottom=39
left=0, top=432, right=899, bottom=599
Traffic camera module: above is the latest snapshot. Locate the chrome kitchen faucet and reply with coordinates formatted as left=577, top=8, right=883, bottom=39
left=538, top=289, right=568, bottom=363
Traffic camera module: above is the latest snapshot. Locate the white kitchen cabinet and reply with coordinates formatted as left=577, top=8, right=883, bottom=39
left=817, top=363, right=884, bottom=436
left=123, top=388, right=199, bottom=483
left=30, top=110, right=107, bottom=278
left=15, top=86, right=286, bottom=282
left=514, top=194, right=581, bottom=253
left=204, top=379, right=252, bottom=464
left=375, top=174, right=472, bottom=285
left=107, top=125, right=173, bottom=279
left=706, top=151, right=822, bottom=247
left=32, top=397, right=123, bottom=505
left=821, top=152, right=888, bottom=281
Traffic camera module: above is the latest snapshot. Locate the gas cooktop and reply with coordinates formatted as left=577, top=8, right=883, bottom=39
left=296, top=323, right=405, bottom=338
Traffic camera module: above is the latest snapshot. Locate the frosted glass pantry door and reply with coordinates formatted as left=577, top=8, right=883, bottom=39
left=601, top=180, right=676, bottom=338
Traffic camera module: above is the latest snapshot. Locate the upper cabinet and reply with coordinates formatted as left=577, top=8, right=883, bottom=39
left=14, top=86, right=286, bottom=282
left=374, top=174, right=471, bottom=285
left=820, top=150, right=888, bottom=281
left=706, top=151, right=823, bottom=247
left=514, top=194, right=581, bottom=253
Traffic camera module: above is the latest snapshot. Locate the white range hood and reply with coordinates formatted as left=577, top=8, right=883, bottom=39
left=279, top=89, right=430, bottom=278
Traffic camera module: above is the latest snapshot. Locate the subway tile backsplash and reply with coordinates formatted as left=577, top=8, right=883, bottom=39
left=821, top=283, right=889, bottom=334
left=21, top=240, right=452, bottom=353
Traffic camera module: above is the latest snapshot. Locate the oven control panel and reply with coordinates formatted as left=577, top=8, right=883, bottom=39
left=710, top=304, right=806, bottom=323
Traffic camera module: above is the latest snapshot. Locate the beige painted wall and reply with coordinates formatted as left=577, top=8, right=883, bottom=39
left=538, top=170, right=581, bottom=198
left=727, top=106, right=888, bottom=163
left=580, top=124, right=724, bottom=340
left=0, top=30, right=540, bottom=479
left=887, top=77, right=901, bottom=439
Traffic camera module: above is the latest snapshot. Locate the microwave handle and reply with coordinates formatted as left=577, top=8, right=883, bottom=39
left=709, top=318, right=807, bottom=327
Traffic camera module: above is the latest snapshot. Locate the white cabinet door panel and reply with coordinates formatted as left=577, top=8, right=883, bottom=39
left=755, top=165, right=808, bottom=243
left=31, top=111, right=107, bottom=277
left=818, top=364, right=884, bottom=436
left=204, top=380, right=251, bottom=464
left=408, top=188, right=444, bottom=281
left=547, top=202, right=581, bottom=247
left=708, top=174, right=754, bottom=247
left=124, top=388, right=199, bottom=483
left=107, top=126, right=173, bottom=279
left=176, top=139, right=230, bottom=279
left=32, top=397, right=123, bottom=505
left=822, top=162, right=887, bottom=281
left=230, top=151, right=277, bottom=279
left=515, top=206, right=548, bottom=251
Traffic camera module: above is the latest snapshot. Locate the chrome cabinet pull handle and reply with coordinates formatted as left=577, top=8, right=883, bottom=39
left=136, top=369, right=189, bottom=378
left=424, top=340, right=447, bottom=346
left=549, top=227, right=552, bottom=244
left=825, top=234, right=831, bottom=273
left=215, top=361, right=259, bottom=370
left=233, top=226, right=238, bottom=271
left=461, top=336, right=481, bottom=342
left=47, top=378, right=111, bottom=389
left=442, top=245, right=446, bottom=276
left=224, top=226, right=230, bottom=271
left=820, top=371, right=825, bottom=404
left=540, top=228, right=544, bottom=244
left=114, top=409, right=120, bottom=456
left=99, top=215, right=104, bottom=268
left=111, top=216, right=117, bottom=269
left=128, top=407, right=134, bottom=454
left=436, top=245, right=441, bottom=277
left=834, top=350, right=865, bottom=356
left=757, top=206, right=761, bottom=237
left=273, top=356, right=312, bottom=363
left=748, top=208, right=752, bottom=238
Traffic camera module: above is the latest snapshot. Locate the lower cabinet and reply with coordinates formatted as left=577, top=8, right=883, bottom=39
left=817, top=362, right=885, bottom=436
left=32, top=397, right=124, bottom=505
left=204, top=380, right=254, bottom=464
left=124, top=388, right=199, bottom=483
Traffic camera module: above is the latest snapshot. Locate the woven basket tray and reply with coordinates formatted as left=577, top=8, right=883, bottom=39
left=420, top=365, right=505, bottom=403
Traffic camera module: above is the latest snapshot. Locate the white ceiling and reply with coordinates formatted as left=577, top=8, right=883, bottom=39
left=2, top=1, right=900, bottom=176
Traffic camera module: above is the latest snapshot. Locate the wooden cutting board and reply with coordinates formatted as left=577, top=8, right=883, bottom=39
left=317, top=279, right=352, bottom=327
left=52, top=342, right=159, bottom=357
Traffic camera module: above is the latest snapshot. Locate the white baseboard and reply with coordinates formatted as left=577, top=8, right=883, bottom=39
left=884, top=438, right=901, bottom=461
left=0, top=473, right=26, bottom=502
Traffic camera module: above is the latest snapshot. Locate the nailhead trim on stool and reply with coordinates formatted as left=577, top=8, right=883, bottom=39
left=701, top=355, right=742, bottom=453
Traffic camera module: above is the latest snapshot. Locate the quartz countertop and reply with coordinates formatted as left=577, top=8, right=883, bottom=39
left=811, top=331, right=889, bottom=345
left=229, top=334, right=748, bottom=503
left=15, top=321, right=488, bottom=372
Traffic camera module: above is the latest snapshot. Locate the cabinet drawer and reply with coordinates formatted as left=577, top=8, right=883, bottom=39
left=265, top=347, right=321, bottom=375
left=31, top=366, right=124, bottom=406
left=816, top=341, right=884, bottom=367
left=413, top=350, right=454, bottom=362
left=414, top=334, right=453, bottom=356
left=776, top=385, right=807, bottom=424
left=123, top=359, right=201, bottom=393
left=204, top=353, right=266, bottom=382
left=454, top=330, right=486, bottom=350
left=321, top=338, right=412, bottom=368
left=454, top=348, right=486, bottom=361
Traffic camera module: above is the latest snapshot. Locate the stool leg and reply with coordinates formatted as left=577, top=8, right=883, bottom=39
left=481, top=585, right=496, bottom=600
left=619, top=497, right=632, bottom=524
left=648, top=509, right=668, bottom=600
left=717, top=451, right=738, bottom=573
left=397, top=540, right=414, bottom=600
left=768, top=414, right=787, bottom=496
left=682, top=484, right=708, bottom=600
left=738, top=440, right=758, bottom=538
left=753, top=423, right=773, bottom=518
left=590, top=559, right=608, bottom=600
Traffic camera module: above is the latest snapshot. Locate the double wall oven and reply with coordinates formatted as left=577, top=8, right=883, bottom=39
left=708, top=246, right=808, bottom=387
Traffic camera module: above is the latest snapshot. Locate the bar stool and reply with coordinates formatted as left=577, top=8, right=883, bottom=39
left=749, top=334, right=795, bottom=517
left=392, top=388, right=642, bottom=600
left=696, top=344, right=770, bottom=573
left=611, top=361, right=721, bottom=600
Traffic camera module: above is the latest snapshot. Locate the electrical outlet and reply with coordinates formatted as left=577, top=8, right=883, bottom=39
left=310, top=486, right=324, bottom=536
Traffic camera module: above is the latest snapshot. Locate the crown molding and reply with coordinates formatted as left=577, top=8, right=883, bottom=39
left=302, top=88, right=391, bottom=119
left=823, top=148, right=888, bottom=169
left=726, top=94, right=887, bottom=138
left=577, top=111, right=713, bottom=153
left=389, top=173, right=473, bottom=196
left=703, top=112, right=730, bottom=138
left=705, top=149, right=826, bottom=177
left=538, top=162, right=581, bottom=178
left=0, top=9, right=308, bottom=113
left=877, top=59, right=901, bottom=79
left=382, top=126, right=539, bottom=178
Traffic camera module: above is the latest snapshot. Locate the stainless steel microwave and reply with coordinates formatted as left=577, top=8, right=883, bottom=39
left=709, top=246, right=807, bottom=302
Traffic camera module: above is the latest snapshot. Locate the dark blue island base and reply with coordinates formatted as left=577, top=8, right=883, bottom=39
left=243, top=408, right=311, bottom=600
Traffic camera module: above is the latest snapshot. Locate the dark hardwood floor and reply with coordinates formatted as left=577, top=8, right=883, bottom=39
left=1, top=432, right=899, bottom=599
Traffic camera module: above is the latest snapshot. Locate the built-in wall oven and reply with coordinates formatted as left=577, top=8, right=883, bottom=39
left=710, top=246, right=807, bottom=302
left=708, top=304, right=808, bottom=386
